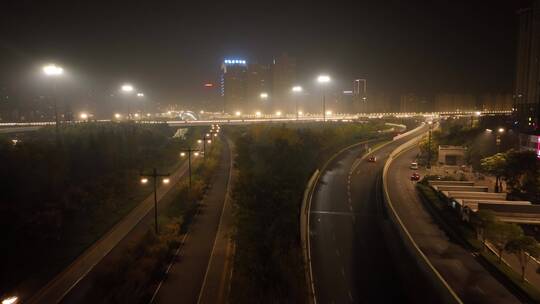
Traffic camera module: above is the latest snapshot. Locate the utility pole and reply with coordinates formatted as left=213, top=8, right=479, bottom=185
left=180, top=147, right=200, bottom=189
left=427, top=121, right=433, bottom=169
left=140, top=168, right=170, bottom=234
left=199, top=133, right=213, bottom=159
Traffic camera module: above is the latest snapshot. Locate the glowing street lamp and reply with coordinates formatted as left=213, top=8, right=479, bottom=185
left=317, top=75, right=331, bottom=122
left=140, top=168, right=170, bottom=234
left=137, top=92, right=144, bottom=97
left=276, top=111, right=282, bottom=116
left=260, top=92, right=268, bottom=100
left=235, top=111, right=241, bottom=116
left=79, top=112, right=89, bottom=120
left=114, top=113, right=122, bottom=119
left=2, top=296, right=18, bottom=304
left=121, top=84, right=134, bottom=119
left=255, top=111, right=262, bottom=117
left=43, top=64, right=64, bottom=143
left=180, top=148, right=199, bottom=189
left=292, top=86, right=303, bottom=120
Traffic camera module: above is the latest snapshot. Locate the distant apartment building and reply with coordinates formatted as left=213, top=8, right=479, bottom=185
left=399, top=94, right=420, bottom=113
left=221, top=59, right=248, bottom=113
left=434, top=94, right=477, bottom=112
left=514, top=1, right=540, bottom=132
left=271, top=53, right=296, bottom=112
left=246, top=63, right=271, bottom=112
left=352, top=79, right=367, bottom=113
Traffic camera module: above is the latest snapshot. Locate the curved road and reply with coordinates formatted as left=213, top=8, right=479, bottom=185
left=309, top=127, right=429, bottom=304
left=386, top=141, right=519, bottom=303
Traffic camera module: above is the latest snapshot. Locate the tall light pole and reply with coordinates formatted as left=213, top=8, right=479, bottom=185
left=180, top=148, right=200, bottom=189
left=121, top=84, right=134, bottom=119
left=292, top=86, right=303, bottom=121
left=317, top=75, right=331, bottom=122
left=43, top=64, right=64, bottom=143
left=496, top=127, right=505, bottom=153
left=140, top=168, right=170, bottom=234
left=198, top=133, right=213, bottom=159
left=427, top=121, right=433, bottom=169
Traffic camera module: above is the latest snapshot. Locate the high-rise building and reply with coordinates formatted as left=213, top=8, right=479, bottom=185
left=221, top=59, right=248, bottom=113
left=515, top=1, right=540, bottom=132
left=271, top=53, right=296, bottom=112
left=246, top=63, right=271, bottom=113
left=352, top=79, right=367, bottom=113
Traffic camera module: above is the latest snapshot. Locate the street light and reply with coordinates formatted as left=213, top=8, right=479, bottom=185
left=317, top=75, right=331, bottom=122
left=255, top=111, right=262, bottom=117
left=260, top=92, right=268, bottom=100
left=496, top=128, right=505, bottom=153
left=276, top=111, right=282, bottom=116
left=137, top=92, right=144, bottom=97
left=235, top=111, right=241, bottom=116
left=121, top=83, right=134, bottom=119
left=43, top=64, right=64, bottom=144
left=79, top=112, right=89, bottom=121
left=180, top=148, right=200, bottom=189
left=140, top=169, right=170, bottom=234
left=427, top=121, right=433, bottom=169
left=2, top=296, right=18, bottom=304
left=114, top=113, right=122, bottom=119
left=292, top=86, right=303, bottom=120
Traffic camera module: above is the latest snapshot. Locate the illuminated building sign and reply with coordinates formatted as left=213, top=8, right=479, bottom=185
left=224, top=59, right=247, bottom=65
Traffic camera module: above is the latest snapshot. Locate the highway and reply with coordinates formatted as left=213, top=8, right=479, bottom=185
left=309, top=126, right=431, bottom=304
left=385, top=141, right=519, bottom=303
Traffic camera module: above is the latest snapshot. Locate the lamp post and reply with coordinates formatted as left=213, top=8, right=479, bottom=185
left=140, top=168, right=170, bottom=234
left=317, top=75, right=331, bottom=122
left=496, top=127, right=504, bottom=153
left=292, top=86, right=303, bottom=121
left=43, top=64, right=64, bottom=143
left=199, top=133, right=213, bottom=159
left=121, top=84, right=134, bottom=119
left=427, top=121, right=433, bottom=169
left=180, top=148, right=200, bottom=189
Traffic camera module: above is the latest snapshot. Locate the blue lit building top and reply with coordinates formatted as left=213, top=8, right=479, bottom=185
left=224, top=59, right=247, bottom=65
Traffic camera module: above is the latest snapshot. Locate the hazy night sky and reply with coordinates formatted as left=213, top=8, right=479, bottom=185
left=0, top=0, right=525, bottom=107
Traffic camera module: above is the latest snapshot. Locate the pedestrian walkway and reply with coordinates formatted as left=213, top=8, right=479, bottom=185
left=152, top=138, right=233, bottom=304
left=28, top=160, right=190, bottom=304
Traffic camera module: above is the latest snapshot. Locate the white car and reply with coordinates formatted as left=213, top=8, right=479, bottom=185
left=410, top=162, right=418, bottom=170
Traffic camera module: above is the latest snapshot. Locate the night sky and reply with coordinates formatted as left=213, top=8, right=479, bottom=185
left=0, top=1, right=526, bottom=107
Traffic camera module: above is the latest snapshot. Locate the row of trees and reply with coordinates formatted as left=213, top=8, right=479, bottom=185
left=480, top=150, right=539, bottom=200
left=0, top=123, right=199, bottom=295
left=473, top=210, right=540, bottom=282
left=230, top=122, right=389, bottom=303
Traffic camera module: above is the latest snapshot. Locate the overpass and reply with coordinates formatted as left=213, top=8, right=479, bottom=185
left=0, top=110, right=511, bottom=134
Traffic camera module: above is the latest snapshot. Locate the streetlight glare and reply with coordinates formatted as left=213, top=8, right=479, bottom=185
left=292, top=86, right=303, bottom=92
left=79, top=112, right=88, bottom=120
left=325, top=110, right=332, bottom=115
left=260, top=92, right=268, bottom=99
left=317, top=75, right=331, bottom=83
left=298, top=111, right=303, bottom=115
left=194, top=152, right=200, bottom=157
left=276, top=111, right=282, bottom=116
left=255, top=111, right=262, bottom=116
left=121, top=84, right=134, bottom=92
left=162, top=178, right=170, bottom=184
left=180, top=152, right=186, bottom=157
left=2, top=296, right=18, bottom=304
left=207, top=140, right=212, bottom=144
left=136, top=92, right=144, bottom=97
left=43, top=64, right=64, bottom=76
left=197, top=139, right=203, bottom=143
left=114, top=113, right=122, bottom=119
left=235, top=111, right=241, bottom=116
left=498, top=128, right=505, bottom=133
left=141, top=178, right=149, bottom=184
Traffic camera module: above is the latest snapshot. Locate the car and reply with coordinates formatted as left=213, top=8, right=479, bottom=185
left=411, top=172, right=421, bottom=181
left=368, top=156, right=377, bottom=162
left=410, top=162, right=419, bottom=170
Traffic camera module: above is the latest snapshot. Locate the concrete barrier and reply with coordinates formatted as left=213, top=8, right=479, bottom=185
left=300, top=170, right=320, bottom=304
left=382, top=133, right=463, bottom=304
